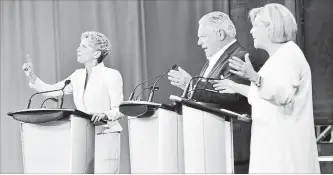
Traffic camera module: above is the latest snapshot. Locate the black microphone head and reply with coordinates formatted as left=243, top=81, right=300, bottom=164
left=64, top=80, right=71, bottom=85
left=170, top=64, right=178, bottom=70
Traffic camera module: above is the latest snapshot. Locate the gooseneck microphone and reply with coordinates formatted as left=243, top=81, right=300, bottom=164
left=40, top=98, right=59, bottom=108
left=148, top=64, right=178, bottom=102
left=128, top=64, right=178, bottom=101
left=182, top=76, right=200, bottom=98
left=135, top=86, right=160, bottom=100
left=60, top=80, right=71, bottom=108
left=26, top=79, right=71, bottom=109
left=182, top=74, right=232, bottom=99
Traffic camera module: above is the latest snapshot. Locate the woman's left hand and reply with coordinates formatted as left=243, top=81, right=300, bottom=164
left=229, top=53, right=258, bottom=82
left=91, top=112, right=108, bottom=124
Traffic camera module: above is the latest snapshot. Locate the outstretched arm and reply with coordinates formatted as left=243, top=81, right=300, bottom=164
left=22, top=54, right=73, bottom=97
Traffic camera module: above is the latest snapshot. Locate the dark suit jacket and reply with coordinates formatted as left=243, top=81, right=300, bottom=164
left=190, top=41, right=262, bottom=164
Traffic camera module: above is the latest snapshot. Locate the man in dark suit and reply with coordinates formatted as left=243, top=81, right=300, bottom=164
left=167, top=11, right=262, bottom=174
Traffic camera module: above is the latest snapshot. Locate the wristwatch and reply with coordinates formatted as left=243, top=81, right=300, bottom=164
left=253, top=75, right=262, bottom=87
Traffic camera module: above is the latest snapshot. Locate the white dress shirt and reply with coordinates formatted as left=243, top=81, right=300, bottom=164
left=247, top=41, right=320, bottom=173
left=203, top=39, right=236, bottom=77
left=30, top=62, right=124, bottom=133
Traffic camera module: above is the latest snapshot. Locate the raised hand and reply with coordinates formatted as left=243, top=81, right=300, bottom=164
left=167, top=67, right=192, bottom=90
left=228, top=53, right=258, bottom=82
left=22, top=54, right=37, bottom=83
left=22, top=54, right=34, bottom=74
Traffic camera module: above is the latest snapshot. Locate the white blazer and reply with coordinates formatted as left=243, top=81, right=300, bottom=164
left=248, top=41, right=320, bottom=173
left=30, top=62, right=124, bottom=133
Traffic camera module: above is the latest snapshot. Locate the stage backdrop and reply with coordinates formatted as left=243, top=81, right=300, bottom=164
left=303, top=0, right=333, bottom=125
left=1, top=0, right=294, bottom=173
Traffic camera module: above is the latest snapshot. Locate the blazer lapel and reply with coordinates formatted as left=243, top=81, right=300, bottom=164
left=199, top=60, right=209, bottom=77
left=207, top=41, right=239, bottom=78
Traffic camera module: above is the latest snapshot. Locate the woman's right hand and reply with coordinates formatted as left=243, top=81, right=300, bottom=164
left=22, top=54, right=37, bottom=83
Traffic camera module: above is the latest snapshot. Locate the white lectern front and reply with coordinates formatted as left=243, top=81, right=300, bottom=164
left=120, top=101, right=184, bottom=173
left=8, top=109, right=95, bottom=174
left=170, top=95, right=251, bottom=174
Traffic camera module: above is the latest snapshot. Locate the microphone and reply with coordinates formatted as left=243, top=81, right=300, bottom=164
left=188, top=76, right=221, bottom=99
left=59, top=80, right=71, bottom=108
left=181, top=76, right=218, bottom=98
left=128, top=64, right=178, bottom=101
left=26, top=79, right=71, bottom=109
left=135, top=86, right=160, bottom=100
left=148, top=64, right=178, bottom=102
left=182, top=74, right=232, bottom=100
left=40, top=98, right=59, bottom=108
left=187, top=88, right=218, bottom=94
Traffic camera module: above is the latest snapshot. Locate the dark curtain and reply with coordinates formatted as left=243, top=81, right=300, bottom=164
left=303, top=0, right=333, bottom=124
left=0, top=0, right=294, bottom=173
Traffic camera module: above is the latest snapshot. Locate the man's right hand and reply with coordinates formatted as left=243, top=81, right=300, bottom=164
left=22, top=54, right=37, bottom=84
left=167, top=67, right=192, bottom=90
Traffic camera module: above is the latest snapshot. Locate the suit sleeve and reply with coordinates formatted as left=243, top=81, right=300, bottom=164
left=192, top=52, right=262, bottom=107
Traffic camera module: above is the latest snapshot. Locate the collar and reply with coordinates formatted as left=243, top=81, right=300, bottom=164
left=207, top=39, right=237, bottom=63
left=89, top=62, right=105, bottom=72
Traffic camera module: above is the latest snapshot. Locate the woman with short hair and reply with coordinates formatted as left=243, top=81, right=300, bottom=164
left=22, top=31, right=124, bottom=173
left=213, top=3, right=320, bottom=173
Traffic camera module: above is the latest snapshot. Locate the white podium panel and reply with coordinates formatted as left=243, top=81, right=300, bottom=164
left=182, top=105, right=233, bottom=173
left=21, top=115, right=95, bottom=173
left=158, top=108, right=184, bottom=173
left=128, top=108, right=184, bottom=173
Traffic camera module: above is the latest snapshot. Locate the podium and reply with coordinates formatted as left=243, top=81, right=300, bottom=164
left=119, top=101, right=184, bottom=173
left=170, top=95, right=251, bottom=174
left=8, top=108, right=95, bottom=174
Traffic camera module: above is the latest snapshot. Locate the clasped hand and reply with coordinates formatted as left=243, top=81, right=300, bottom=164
left=91, top=113, right=109, bottom=124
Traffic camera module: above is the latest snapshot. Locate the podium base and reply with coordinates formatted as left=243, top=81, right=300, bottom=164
left=21, top=115, right=95, bottom=173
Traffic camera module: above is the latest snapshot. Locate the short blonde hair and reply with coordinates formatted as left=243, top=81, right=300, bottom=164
left=249, top=3, right=297, bottom=43
left=199, top=11, right=236, bottom=38
left=81, top=31, right=111, bottom=63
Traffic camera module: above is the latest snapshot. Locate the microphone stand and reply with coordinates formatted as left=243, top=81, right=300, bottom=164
left=26, top=80, right=71, bottom=109
left=181, top=76, right=207, bottom=99
left=135, top=86, right=159, bottom=101
left=59, top=80, right=71, bottom=108
left=128, top=74, right=165, bottom=101
left=27, top=89, right=62, bottom=109
left=129, top=64, right=177, bottom=101
left=148, top=74, right=164, bottom=102
left=147, top=64, right=178, bottom=102
left=182, top=74, right=232, bottom=100
left=40, top=98, right=59, bottom=108
left=60, top=89, right=65, bottom=108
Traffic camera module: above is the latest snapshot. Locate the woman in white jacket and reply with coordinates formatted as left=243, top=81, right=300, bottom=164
left=213, top=3, right=320, bottom=173
left=22, top=31, right=124, bottom=173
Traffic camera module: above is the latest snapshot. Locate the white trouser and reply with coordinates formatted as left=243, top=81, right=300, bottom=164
left=94, top=131, right=121, bottom=174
